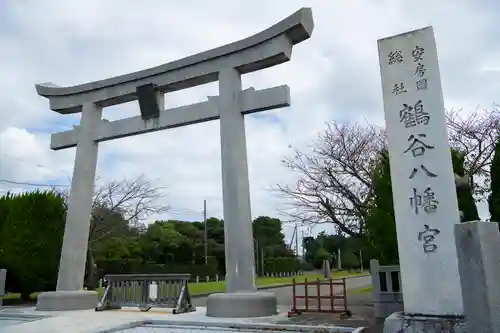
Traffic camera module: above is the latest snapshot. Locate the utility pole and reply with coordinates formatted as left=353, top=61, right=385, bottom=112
left=301, top=230, right=305, bottom=260
left=204, top=199, right=208, bottom=264
left=255, top=238, right=259, bottom=276
left=337, top=247, right=342, bottom=270
left=295, top=224, right=299, bottom=258
left=261, top=247, right=264, bottom=274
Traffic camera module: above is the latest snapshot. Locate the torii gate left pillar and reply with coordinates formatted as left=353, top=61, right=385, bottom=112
left=34, top=8, right=313, bottom=316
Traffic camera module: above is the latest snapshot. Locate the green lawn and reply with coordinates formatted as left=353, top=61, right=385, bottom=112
left=188, top=270, right=367, bottom=295
left=2, top=270, right=369, bottom=302
left=350, top=285, right=373, bottom=294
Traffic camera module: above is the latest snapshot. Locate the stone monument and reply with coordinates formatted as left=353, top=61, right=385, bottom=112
left=378, top=26, right=466, bottom=331
left=322, top=259, right=332, bottom=279
left=34, top=8, right=314, bottom=316
left=455, top=221, right=500, bottom=332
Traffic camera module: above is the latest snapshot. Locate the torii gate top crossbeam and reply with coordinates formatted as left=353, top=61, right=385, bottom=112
left=35, top=8, right=313, bottom=114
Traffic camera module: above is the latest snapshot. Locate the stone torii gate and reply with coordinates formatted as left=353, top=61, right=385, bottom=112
left=34, top=8, right=314, bottom=317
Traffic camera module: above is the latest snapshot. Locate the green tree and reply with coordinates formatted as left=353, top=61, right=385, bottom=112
left=170, top=220, right=204, bottom=264
left=313, top=247, right=330, bottom=269
left=253, top=216, right=293, bottom=258
left=139, top=221, right=184, bottom=263
left=0, top=193, right=10, bottom=234
left=0, top=190, right=66, bottom=300
left=489, top=138, right=500, bottom=222
left=340, top=250, right=359, bottom=269
left=94, top=237, right=142, bottom=261
left=192, top=217, right=226, bottom=269
left=316, top=232, right=345, bottom=255
left=451, top=149, right=479, bottom=222
left=364, top=150, right=398, bottom=265
left=303, top=236, right=320, bottom=263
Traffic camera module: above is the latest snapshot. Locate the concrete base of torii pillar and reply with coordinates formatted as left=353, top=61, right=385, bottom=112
left=36, top=290, right=98, bottom=311
left=206, top=292, right=278, bottom=318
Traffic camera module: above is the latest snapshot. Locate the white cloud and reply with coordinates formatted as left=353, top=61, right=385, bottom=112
left=0, top=0, right=498, bottom=244
left=0, top=127, right=73, bottom=183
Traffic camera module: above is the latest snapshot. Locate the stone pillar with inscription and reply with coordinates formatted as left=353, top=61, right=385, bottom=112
left=378, top=26, right=467, bottom=332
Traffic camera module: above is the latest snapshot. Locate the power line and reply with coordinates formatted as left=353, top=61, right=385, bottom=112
left=0, top=179, right=70, bottom=187
left=0, top=181, right=208, bottom=217
left=7, top=158, right=50, bottom=170
left=168, top=207, right=202, bottom=214
left=169, top=207, right=202, bottom=214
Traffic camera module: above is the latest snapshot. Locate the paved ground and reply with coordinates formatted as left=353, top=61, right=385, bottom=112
left=193, top=275, right=384, bottom=332
left=279, top=291, right=384, bottom=332
left=2, top=275, right=382, bottom=332
left=191, top=275, right=371, bottom=307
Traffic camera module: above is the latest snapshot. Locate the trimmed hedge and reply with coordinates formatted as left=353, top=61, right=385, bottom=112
left=0, top=190, right=66, bottom=299
left=263, top=257, right=300, bottom=274
left=96, top=255, right=219, bottom=279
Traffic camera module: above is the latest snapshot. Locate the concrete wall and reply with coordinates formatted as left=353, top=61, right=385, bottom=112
left=370, top=259, right=403, bottom=318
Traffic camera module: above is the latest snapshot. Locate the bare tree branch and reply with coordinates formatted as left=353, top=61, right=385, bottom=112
left=275, top=121, right=386, bottom=237
left=94, top=174, right=168, bottom=221
left=275, top=107, right=499, bottom=235
left=54, top=173, right=169, bottom=243
left=446, top=107, right=500, bottom=200
left=89, top=173, right=169, bottom=242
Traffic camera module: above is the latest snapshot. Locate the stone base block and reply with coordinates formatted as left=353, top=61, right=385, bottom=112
left=36, top=290, right=98, bottom=311
left=206, top=291, right=277, bottom=318
left=383, top=312, right=467, bottom=333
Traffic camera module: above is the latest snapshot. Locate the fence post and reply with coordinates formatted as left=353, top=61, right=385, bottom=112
left=304, top=278, right=309, bottom=311
left=342, top=277, right=347, bottom=312
left=316, top=278, right=321, bottom=311
left=329, top=278, right=334, bottom=311
left=0, top=269, right=5, bottom=307
left=370, top=259, right=381, bottom=317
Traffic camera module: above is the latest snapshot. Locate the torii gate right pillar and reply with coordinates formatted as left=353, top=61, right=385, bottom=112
left=205, top=68, right=278, bottom=317
left=218, top=68, right=256, bottom=293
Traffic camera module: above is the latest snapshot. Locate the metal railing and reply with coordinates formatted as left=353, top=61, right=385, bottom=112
left=96, top=273, right=195, bottom=313
left=370, top=259, right=403, bottom=318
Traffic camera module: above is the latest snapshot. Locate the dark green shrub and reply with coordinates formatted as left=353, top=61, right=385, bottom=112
left=0, top=190, right=66, bottom=299
left=340, top=251, right=359, bottom=270
left=96, top=256, right=219, bottom=279
left=263, top=257, right=300, bottom=274
left=313, top=248, right=329, bottom=269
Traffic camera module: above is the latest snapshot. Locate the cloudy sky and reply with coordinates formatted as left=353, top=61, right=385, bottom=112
left=0, top=0, right=498, bottom=242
